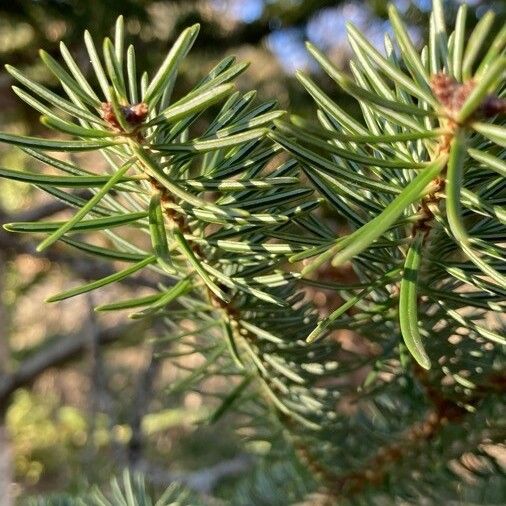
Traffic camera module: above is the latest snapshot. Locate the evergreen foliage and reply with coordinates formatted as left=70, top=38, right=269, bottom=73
left=27, top=470, right=201, bottom=506
left=1, top=1, right=504, bottom=503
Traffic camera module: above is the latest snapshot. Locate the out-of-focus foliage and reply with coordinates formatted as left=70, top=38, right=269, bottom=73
left=26, top=470, right=202, bottom=506
left=8, top=390, right=87, bottom=487
left=2, top=1, right=505, bottom=118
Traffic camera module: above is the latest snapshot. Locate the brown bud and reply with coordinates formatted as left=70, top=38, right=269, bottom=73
left=451, top=79, right=475, bottom=112
left=123, top=102, right=149, bottom=125
left=480, top=95, right=506, bottom=117
left=430, top=72, right=505, bottom=121
left=100, top=102, right=122, bottom=131
left=430, top=73, right=458, bottom=109
left=100, top=101, right=149, bottom=132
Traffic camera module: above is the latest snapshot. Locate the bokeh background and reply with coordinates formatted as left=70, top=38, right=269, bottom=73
left=0, top=0, right=505, bottom=503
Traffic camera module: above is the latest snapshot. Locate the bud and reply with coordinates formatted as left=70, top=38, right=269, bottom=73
left=100, top=102, right=149, bottom=132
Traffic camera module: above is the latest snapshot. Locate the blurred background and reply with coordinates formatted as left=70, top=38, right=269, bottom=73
left=0, top=0, right=505, bottom=503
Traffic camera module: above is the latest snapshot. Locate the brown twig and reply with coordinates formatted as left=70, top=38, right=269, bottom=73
left=128, top=350, right=161, bottom=468
left=0, top=321, right=142, bottom=409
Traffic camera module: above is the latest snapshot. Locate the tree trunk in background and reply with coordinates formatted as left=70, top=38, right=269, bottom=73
left=0, top=252, right=14, bottom=506
left=0, top=423, right=13, bottom=506
left=128, top=352, right=160, bottom=468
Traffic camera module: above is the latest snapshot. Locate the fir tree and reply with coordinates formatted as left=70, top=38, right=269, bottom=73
left=1, top=1, right=504, bottom=503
